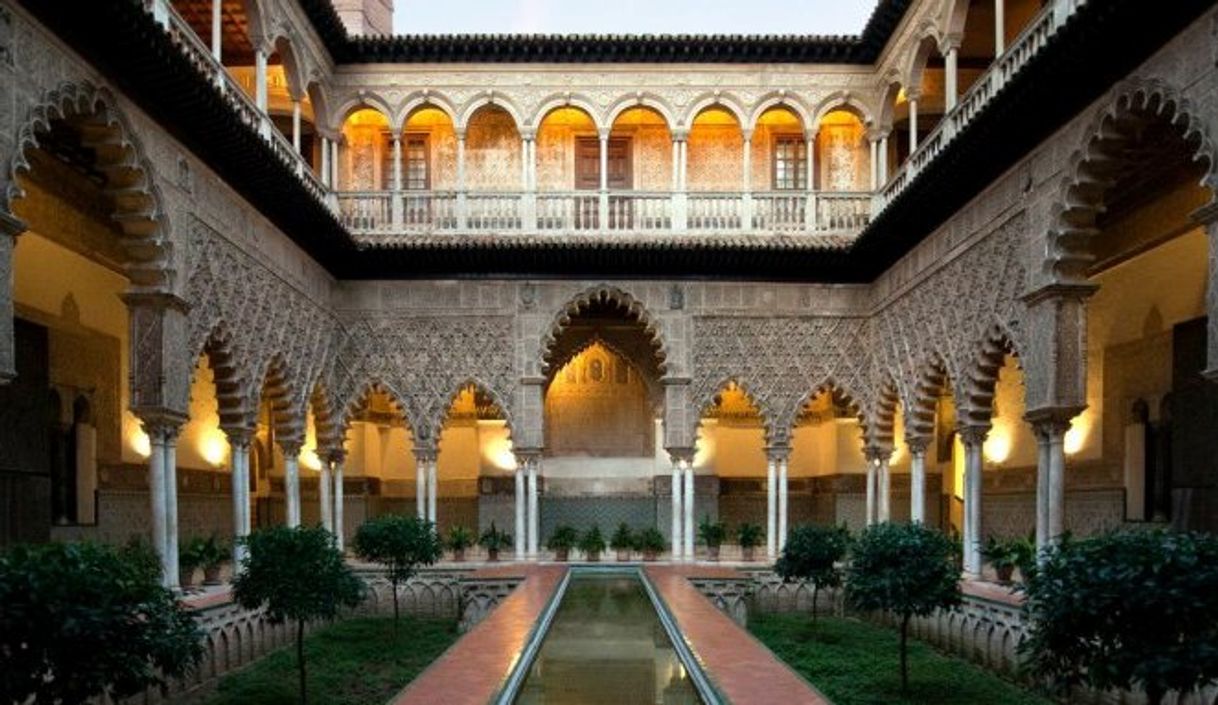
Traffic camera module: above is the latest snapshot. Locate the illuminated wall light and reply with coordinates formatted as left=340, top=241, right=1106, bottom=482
left=130, top=428, right=151, bottom=459
left=1064, top=419, right=1087, bottom=456
left=199, top=429, right=228, bottom=468
left=983, top=427, right=1012, bottom=465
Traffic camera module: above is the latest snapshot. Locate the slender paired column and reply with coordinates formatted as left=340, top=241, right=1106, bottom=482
left=598, top=131, right=610, bottom=229
left=514, top=462, right=526, bottom=559
left=225, top=429, right=253, bottom=567
left=415, top=453, right=426, bottom=519
left=877, top=450, right=891, bottom=523
left=682, top=459, right=695, bottom=560
left=1028, top=412, right=1073, bottom=555
left=805, top=129, right=818, bottom=231
left=672, top=131, right=689, bottom=230
left=995, top=0, right=1006, bottom=56
left=907, top=437, right=929, bottom=524
left=527, top=457, right=540, bottom=557
left=778, top=455, right=789, bottom=551
left=455, top=130, right=468, bottom=229
left=210, top=0, right=222, bottom=60
left=292, top=101, right=302, bottom=153
left=281, top=440, right=301, bottom=528
left=741, top=129, right=753, bottom=229
left=765, top=456, right=777, bottom=558
left=143, top=417, right=184, bottom=588
left=945, top=44, right=960, bottom=111
left=672, top=456, right=684, bottom=559
left=908, top=96, right=920, bottom=154
left=1033, top=424, right=1050, bottom=552
left=427, top=457, right=437, bottom=524
left=320, top=136, right=331, bottom=187
left=865, top=453, right=878, bottom=526
left=521, top=133, right=537, bottom=230
left=331, top=452, right=346, bottom=550
left=869, top=137, right=879, bottom=191
left=319, top=457, right=333, bottom=532
left=330, top=140, right=340, bottom=191
left=959, top=426, right=988, bottom=575
left=878, top=133, right=889, bottom=185
left=254, top=48, right=268, bottom=116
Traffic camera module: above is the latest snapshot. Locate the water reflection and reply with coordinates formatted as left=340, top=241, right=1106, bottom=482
left=516, top=574, right=703, bottom=705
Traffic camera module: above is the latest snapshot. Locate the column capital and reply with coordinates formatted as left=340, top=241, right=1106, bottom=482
left=764, top=444, right=790, bottom=462
left=513, top=449, right=542, bottom=466
left=939, top=33, right=963, bottom=53
left=904, top=434, right=932, bottom=455
left=119, top=290, right=192, bottom=314
left=740, top=128, right=754, bottom=143
left=803, top=128, right=819, bottom=142
left=0, top=210, right=27, bottom=238
left=956, top=424, right=990, bottom=447
left=1020, top=281, right=1099, bottom=306
left=670, top=128, right=690, bottom=142
left=412, top=447, right=438, bottom=464
left=320, top=447, right=347, bottom=465
left=519, top=129, right=537, bottom=141
left=905, top=90, right=922, bottom=103
left=1024, top=406, right=1080, bottom=436
left=666, top=447, right=695, bottom=465
left=222, top=425, right=256, bottom=449
left=864, top=445, right=893, bottom=465
left=138, top=411, right=186, bottom=440
left=454, top=127, right=467, bottom=141
left=278, top=438, right=304, bottom=458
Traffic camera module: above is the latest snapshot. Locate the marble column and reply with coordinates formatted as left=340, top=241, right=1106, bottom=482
left=765, top=456, right=777, bottom=559
left=416, top=455, right=426, bottom=519
left=320, top=136, right=331, bottom=188
left=995, top=0, right=1006, bottom=56
left=146, top=422, right=169, bottom=586
left=959, top=426, right=988, bottom=575
left=878, top=133, right=889, bottom=185
left=163, top=426, right=181, bottom=586
left=282, top=441, right=301, bottom=528
left=1033, top=424, right=1051, bottom=552
left=672, top=456, right=684, bottom=559
left=778, top=455, right=789, bottom=551
left=427, top=457, right=437, bottom=524
left=865, top=454, right=878, bottom=526
left=225, top=429, right=252, bottom=567
left=515, top=462, right=526, bottom=559
left=210, top=0, right=222, bottom=60
left=945, top=45, right=959, bottom=111
left=682, top=460, right=694, bottom=560
left=319, top=458, right=333, bottom=533
left=331, top=452, right=346, bottom=551
left=869, top=137, right=879, bottom=190
left=908, top=437, right=929, bottom=524
left=908, top=97, right=920, bottom=154
left=527, top=457, right=540, bottom=557
left=741, top=130, right=753, bottom=229
left=254, top=49, right=268, bottom=113
left=292, top=100, right=302, bottom=153
left=877, top=451, right=891, bottom=523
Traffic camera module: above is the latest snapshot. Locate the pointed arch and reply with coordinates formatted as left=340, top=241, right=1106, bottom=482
left=335, top=379, right=414, bottom=441
left=438, top=377, right=515, bottom=440
left=877, top=77, right=904, bottom=132
left=695, top=377, right=778, bottom=445
left=252, top=354, right=301, bottom=442
left=905, top=32, right=942, bottom=97
left=539, top=285, right=669, bottom=376
left=268, top=34, right=306, bottom=102
left=1045, top=78, right=1218, bottom=284
left=863, top=374, right=901, bottom=451
left=906, top=349, right=954, bottom=443
left=958, top=323, right=1022, bottom=429
left=195, top=322, right=251, bottom=431
left=6, top=81, right=173, bottom=289
left=784, top=376, right=866, bottom=440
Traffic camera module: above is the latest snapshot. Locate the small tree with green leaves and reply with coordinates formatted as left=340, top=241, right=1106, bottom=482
left=774, top=524, right=850, bottom=622
left=0, top=540, right=202, bottom=705
left=1020, top=530, right=1218, bottom=705
left=352, top=514, right=443, bottom=628
left=846, top=522, right=961, bottom=693
left=233, top=526, right=364, bottom=705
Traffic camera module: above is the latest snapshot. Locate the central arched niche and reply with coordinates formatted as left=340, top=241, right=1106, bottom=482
left=541, top=297, right=665, bottom=500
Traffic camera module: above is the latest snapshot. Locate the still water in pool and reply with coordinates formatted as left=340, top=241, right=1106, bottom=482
left=515, top=574, right=703, bottom=705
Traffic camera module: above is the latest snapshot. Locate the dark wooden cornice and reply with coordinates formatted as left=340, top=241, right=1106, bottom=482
left=300, top=0, right=912, bottom=64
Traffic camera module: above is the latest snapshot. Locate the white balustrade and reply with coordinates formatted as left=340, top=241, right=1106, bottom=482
left=466, top=193, right=523, bottom=231
left=607, top=193, right=672, bottom=232
left=338, top=192, right=391, bottom=233
left=687, top=193, right=744, bottom=231
left=815, top=193, right=872, bottom=232
left=752, top=193, right=807, bottom=233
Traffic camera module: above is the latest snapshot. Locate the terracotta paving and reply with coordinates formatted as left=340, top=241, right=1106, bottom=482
left=388, top=564, right=566, bottom=705
left=645, top=565, right=832, bottom=705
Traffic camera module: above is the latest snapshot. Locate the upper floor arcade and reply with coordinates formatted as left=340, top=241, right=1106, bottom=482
left=19, top=0, right=1208, bottom=277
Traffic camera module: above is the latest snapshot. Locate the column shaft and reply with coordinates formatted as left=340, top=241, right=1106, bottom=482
left=320, top=137, right=331, bottom=188
left=164, top=431, right=180, bottom=588
left=878, top=135, right=889, bottom=184
left=527, top=460, right=539, bottom=557
left=766, top=458, right=776, bottom=558
left=148, top=429, right=169, bottom=586
left=515, top=466, right=526, bottom=559
left=865, top=460, right=877, bottom=526
left=284, top=456, right=300, bottom=527
left=672, top=459, right=683, bottom=559
left=878, top=456, right=891, bottom=522
left=910, top=448, right=926, bottom=524
left=869, top=139, right=879, bottom=190
left=1048, top=429, right=1066, bottom=541
left=682, top=463, right=694, bottom=560
left=416, top=461, right=426, bottom=519
left=333, top=460, right=345, bottom=550
left=1035, top=428, right=1051, bottom=551
left=319, top=462, right=333, bottom=532
left=946, top=48, right=959, bottom=111
left=995, top=0, right=1006, bottom=55
left=909, top=100, right=919, bottom=154
left=427, top=459, right=437, bottom=524
left=254, top=50, right=268, bottom=113
left=778, top=458, right=789, bottom=551
left=331, top=140, right=340, bottom=190
left=292, top=101, right=302, bottom=153
left=210, top=0, right=222, bottom=60
left=963, top=439, right=984, bottom=574
left=228, top=436, right=249, bottom=566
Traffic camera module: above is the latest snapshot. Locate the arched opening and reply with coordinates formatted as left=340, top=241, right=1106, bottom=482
left=338, top=384, right=421, bottom=523
left=535, top=105, right=600, bottom=230
left=687, top=105, right=744, bottom=229
left=906, top=358, right=957, bottom=534
left=438, top=384, right=511, bottom=543
left=696, top=381, right=765, bottom=558
left=607, top=106, right=673, bottom=231
left=396, top=105, right=457, bottom=229
left=904, top=36, right=948, bottom=160
left=540, top=295, right=665, bottom=544
left=815, top=108, right=870, bottom=192
left=336, top=107, right=393, bottom=230
left=464, top=104, right=523, bottom=229
left=752, top=105, right=808, bottom=232
left=788, top=386, right=868, bottom=530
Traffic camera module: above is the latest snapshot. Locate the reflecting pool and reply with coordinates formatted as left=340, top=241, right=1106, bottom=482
left=515, top=573, right=703, bottom=705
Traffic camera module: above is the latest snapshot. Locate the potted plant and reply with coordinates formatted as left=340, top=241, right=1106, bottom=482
left=698, top=515, right=726, bottom=561
left=547, top=525, right=579, bottom=562
left=479, top=522, right=512, bottom=562
left=610, top=523, right=634, bottom=561
left=198, top=535, right=228, bottom=585
left=981, top=534, right=1036, bottom=583
left=737, top=522, right=763, bottom=562
left=178, top=537, right=204, bottom=588
left=579, top=525, right=606, bottom=562
left=447, top=525, right=474, bottom=562
left=636, top=527, right=666, bottom=561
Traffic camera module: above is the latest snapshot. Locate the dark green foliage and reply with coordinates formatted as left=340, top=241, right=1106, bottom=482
left=578, top=525, right=606, bottom=556
left=635, top=526, right=666, bottom=554
left=352, top=515, right=442, bottom=626
left=981, top=532, right=1035, bottom=581
left=1020, top=530, right=1218, bottom=705
left=736, top=522, right=764, bottom=549
left=775, top=524, right=850, bottom=621
left=232, top=526, right=364, bottom=705
left=202, top=617, right=458, bottom=705
left=547, top=525, right=578, bottom=552
left=446, top=525, right=474, bottom=552
left=610, top=522, right=635, bottom=551
left=846, top=522, right=961, bottom=692
left=698, top=515, right=726, bottom=548
left=478, top=522, right=512, bottom=552
left=750, top=614, right=1052, bottom=705
left=0, top=541, right=202, bottom=705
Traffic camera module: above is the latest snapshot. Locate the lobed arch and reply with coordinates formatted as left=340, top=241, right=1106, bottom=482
left=334, top=379, right=416, bottom=443
left=862, top=375, right=902, bottom=451
left=529, top=93, right=606, bottom=133
left=746, top=92, right=814, bottom=135
left=694, top=376, right=780, bottom=447
left=783, top=377, right=867, bottom=441
left=811, top=92, right=876, bottom=132
left=249, top=353, right=302, bottom=442
left=437, top=378, right=516, bottom=440
left=956, top=323, right=1023, bottom=429
left=905, top=349, right=956, bottom=443
left=457, top=93, right=526, bottom=133
left=605, top=93, right=679, bottom=131
left=679, top=92, right=749, bottom=131
left=538, top=285, right=669, bottom=376
left=1045, top=78, right=1218, bottom=284
left=307, top=379, right=341, bottom=454
left=194, top=322, right=252, bottom=431
left=396, top=91, right=460, bottom=134
left=6, top=81, right=173, bottom=290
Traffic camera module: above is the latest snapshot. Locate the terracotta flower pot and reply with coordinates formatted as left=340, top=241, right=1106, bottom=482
left=616, top=549, right=631, bottom=562
left=487, top=548, right=499, bottom=562
left=179, top=567, right=196, bottom=589
left=996, top=564, right=1015, bottom=583
left=452, top=548, right=466, bottom=562
left=741, top=546, right=756, bottom=562
left=555, top=548, right=570, bottom=562
left=203, top=565, right=223, bottom=586
left=643, top=550, right=658, bottom=562
left=707, top=545, right=721, bottom=561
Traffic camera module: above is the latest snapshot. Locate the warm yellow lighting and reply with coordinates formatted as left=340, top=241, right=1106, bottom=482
left=130, top=428, right=151, bottom=459
left=199, top=429, right=228, bottom=468
left=480, top=427, right=517, bottom=471
left=1064, top=419, right=1087, bottom=456
left=983, top=427, right=1012, bottom=465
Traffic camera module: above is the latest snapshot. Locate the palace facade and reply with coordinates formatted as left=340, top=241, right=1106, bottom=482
left=1, top=0, right=1216, bottom=587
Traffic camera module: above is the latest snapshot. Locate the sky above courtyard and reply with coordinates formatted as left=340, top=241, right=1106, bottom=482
left=392, top=0, right=878, bottom=35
